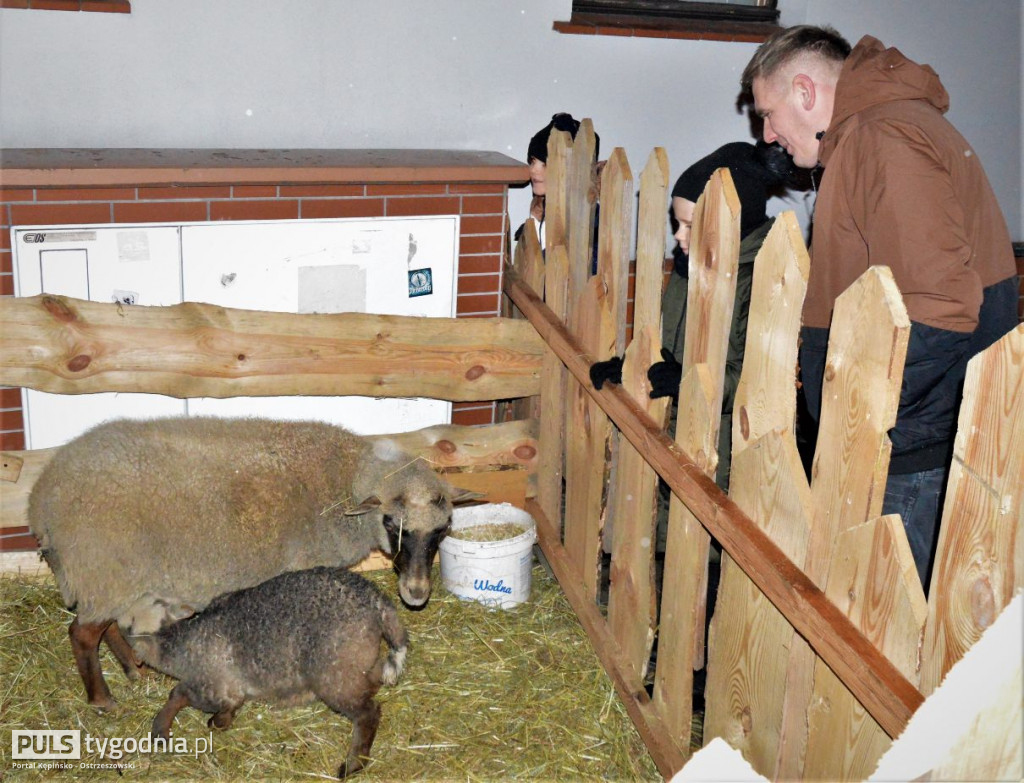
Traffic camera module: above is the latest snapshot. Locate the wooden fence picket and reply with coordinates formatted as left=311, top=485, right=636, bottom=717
left=633, top=148, right=670, bottom=342
left=607, top=325, right=669, bottom=678
left=919, top=323, right=1024, bottom=695
left=650, top=166, right=738, bottom=752
left=534, top=239, right=569, bottom=532
left=564, top=272, right=616, bottom=599
left=703, top=212, right=812, bottom=777
left=799, top=267, right=916, bottom=779
left=566, top=119, right=599, bottom=314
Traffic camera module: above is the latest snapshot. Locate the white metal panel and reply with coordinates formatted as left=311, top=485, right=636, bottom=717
left=12, top=225, right=186, bottom=449
left=11, top=217, right=461, bottom=447
left=180, top=216, right=459, bottom=434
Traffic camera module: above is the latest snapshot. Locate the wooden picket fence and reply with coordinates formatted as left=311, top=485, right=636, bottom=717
left=502, top=122, right=1023, bottom=779
left=1, top=125, right=1021, bottom=780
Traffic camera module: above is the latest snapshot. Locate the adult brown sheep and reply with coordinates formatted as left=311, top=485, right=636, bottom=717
left=28, top=416, right=477, bottom=709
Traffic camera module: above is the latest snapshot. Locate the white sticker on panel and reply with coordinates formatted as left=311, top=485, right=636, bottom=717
left=117, top=230, right=151, bottom=262
left=298, top=264, right=367, bottom=314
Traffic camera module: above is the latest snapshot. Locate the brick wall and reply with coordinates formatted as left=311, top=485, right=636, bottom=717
left=0, top=181, right=511, bottom=449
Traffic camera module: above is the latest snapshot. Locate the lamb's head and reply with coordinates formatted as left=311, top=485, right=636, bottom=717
left=348, top=444, right=481, bottom=608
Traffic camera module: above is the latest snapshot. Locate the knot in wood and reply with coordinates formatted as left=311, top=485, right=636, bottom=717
left=513, top=444, right=537, bottom=461
left=67, top=354, right=91, bottom=372
left=435, top=439, right=457, bottom=455
left=236, top=354, right=247, bottom=362
left=43, top=295, right=77, bottom=322
left=464, top=364, right=485, bottom=381
left=740, top=706, right=753, bottom=736
left=970, top=577, right=996, bottom=629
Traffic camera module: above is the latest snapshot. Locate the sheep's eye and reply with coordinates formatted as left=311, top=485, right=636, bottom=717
left=382, top=514, right=398, bottom=531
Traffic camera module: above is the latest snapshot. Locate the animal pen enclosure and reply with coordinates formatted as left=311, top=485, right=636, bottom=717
left=1, top=126, right=1022, bottom=781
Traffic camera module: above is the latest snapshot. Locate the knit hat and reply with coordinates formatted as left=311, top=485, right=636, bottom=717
left=671, top=141, right=790, bottom=238
left=527, top=112, right=600, bottom=163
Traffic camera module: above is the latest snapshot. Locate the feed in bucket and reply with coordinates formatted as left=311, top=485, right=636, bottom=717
left=439, top=503, right=537, bottom=609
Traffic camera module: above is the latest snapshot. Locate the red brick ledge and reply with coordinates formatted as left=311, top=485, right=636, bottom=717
left=0, top=149, right=530, bottom=188
left=0, top=0, right=129, bottom=12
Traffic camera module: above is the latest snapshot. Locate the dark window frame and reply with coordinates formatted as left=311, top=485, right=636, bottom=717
left=556, top=0, right=781, bottom=42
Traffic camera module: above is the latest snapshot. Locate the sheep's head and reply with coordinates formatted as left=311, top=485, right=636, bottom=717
left=346, top=454, right=482, bottom=609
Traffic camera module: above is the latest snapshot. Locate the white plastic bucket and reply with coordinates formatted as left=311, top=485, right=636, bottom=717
left=439, top=503, right=537, bottom=609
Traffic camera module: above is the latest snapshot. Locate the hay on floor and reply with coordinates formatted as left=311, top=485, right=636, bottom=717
left=0, top=561, right=659, bottom=780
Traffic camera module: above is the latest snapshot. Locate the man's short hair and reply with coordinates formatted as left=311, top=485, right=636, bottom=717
left=741, top=25, right=852, bottom=94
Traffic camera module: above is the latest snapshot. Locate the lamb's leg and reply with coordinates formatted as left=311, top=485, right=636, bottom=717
left=207, top=705, right=240, bottom=731
left=102, top=621, right=146, bottom=681
left=152, top=685, right=190, bottom=740
left=337, top=698, right=381, bottom=779
left=69, top=617, right=115, bottom=710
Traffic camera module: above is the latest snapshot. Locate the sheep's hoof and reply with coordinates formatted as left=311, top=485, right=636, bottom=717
left=207, top=711, right=235, bottom=731
left=338, top=758, right=365, bottom=778
left=88, top=695, right=117, bottom=712
left=124, top=662, right=149, bottom=681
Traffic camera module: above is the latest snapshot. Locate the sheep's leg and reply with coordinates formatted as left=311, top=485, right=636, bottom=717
left=102, top=621, right=145, bottom=681
left=336, top=698, right=381, bottom=779
left=69, top=617, right=116, bottom=710
left=152, top=685, right=190, bottom=740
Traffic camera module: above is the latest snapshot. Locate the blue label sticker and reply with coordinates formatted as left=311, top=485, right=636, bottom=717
left=408, top=268, right=433, bottom=297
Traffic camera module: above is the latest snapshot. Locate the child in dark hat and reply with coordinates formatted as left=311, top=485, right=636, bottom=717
left=590, top=140, right=790, bottom=492
left=516, top=113, right=600, bottom=253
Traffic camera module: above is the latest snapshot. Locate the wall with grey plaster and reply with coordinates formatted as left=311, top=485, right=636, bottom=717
left=0, top=0, right=1019, bottom=240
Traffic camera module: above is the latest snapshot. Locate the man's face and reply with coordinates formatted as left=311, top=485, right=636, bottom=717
left=752, top=73, right=820, bottom=169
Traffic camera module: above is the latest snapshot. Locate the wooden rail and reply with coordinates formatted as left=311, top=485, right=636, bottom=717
left=0, top=294, right=544, bottom=401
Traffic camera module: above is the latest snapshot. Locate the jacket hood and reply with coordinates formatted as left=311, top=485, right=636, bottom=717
left=821, top=36, right=949, bottom=163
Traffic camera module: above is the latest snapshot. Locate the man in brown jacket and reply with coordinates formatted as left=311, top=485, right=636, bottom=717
left=742, top=25, right=1018, bottom=589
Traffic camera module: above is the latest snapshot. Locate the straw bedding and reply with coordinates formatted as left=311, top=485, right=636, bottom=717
left=1, top=561, right=659, bottom=780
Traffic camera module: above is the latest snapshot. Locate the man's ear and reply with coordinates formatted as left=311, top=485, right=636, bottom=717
left=792, top=73, right=816, bottom=110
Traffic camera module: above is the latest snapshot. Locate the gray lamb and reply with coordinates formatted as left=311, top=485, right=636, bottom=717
left=130, top=566, right=408, bottom=779
left=28, top=416, right=477, bottom=708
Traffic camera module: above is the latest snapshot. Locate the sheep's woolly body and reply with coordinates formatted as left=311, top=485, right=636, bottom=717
left=28, top=417, right=454, bottom=632
left=132, top=567, right=408, bottom=706
left=130, top=567, right=408, bottom=779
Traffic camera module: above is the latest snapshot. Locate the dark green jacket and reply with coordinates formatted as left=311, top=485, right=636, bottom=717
left=660, top=218, right=773, bottom=490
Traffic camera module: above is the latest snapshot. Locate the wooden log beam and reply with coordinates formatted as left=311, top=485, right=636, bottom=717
left=505, top=271, right=925, bottom=739
left=0, top=294, right=544, bottom=401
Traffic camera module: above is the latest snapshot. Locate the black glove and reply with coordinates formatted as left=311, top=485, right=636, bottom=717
left=647, top=348, right=682, bottom=401
left=589, top=356, right=623, bottom=390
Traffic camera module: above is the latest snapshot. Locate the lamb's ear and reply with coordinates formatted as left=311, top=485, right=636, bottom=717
left=342, top=496, right=382, bottom=516
left=451, top=488, right=486, bottom=506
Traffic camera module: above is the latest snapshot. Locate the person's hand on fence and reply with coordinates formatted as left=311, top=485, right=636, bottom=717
left=648, top=348, right=682, bottom=400
left=589, top=356, right=623, bottom=390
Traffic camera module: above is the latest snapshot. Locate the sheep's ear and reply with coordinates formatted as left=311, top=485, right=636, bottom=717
left=166, top=604, right=196, bottom=623
left=343, top=496, right=382, bottom=516
left=451, top=488, right=486, bottom=506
